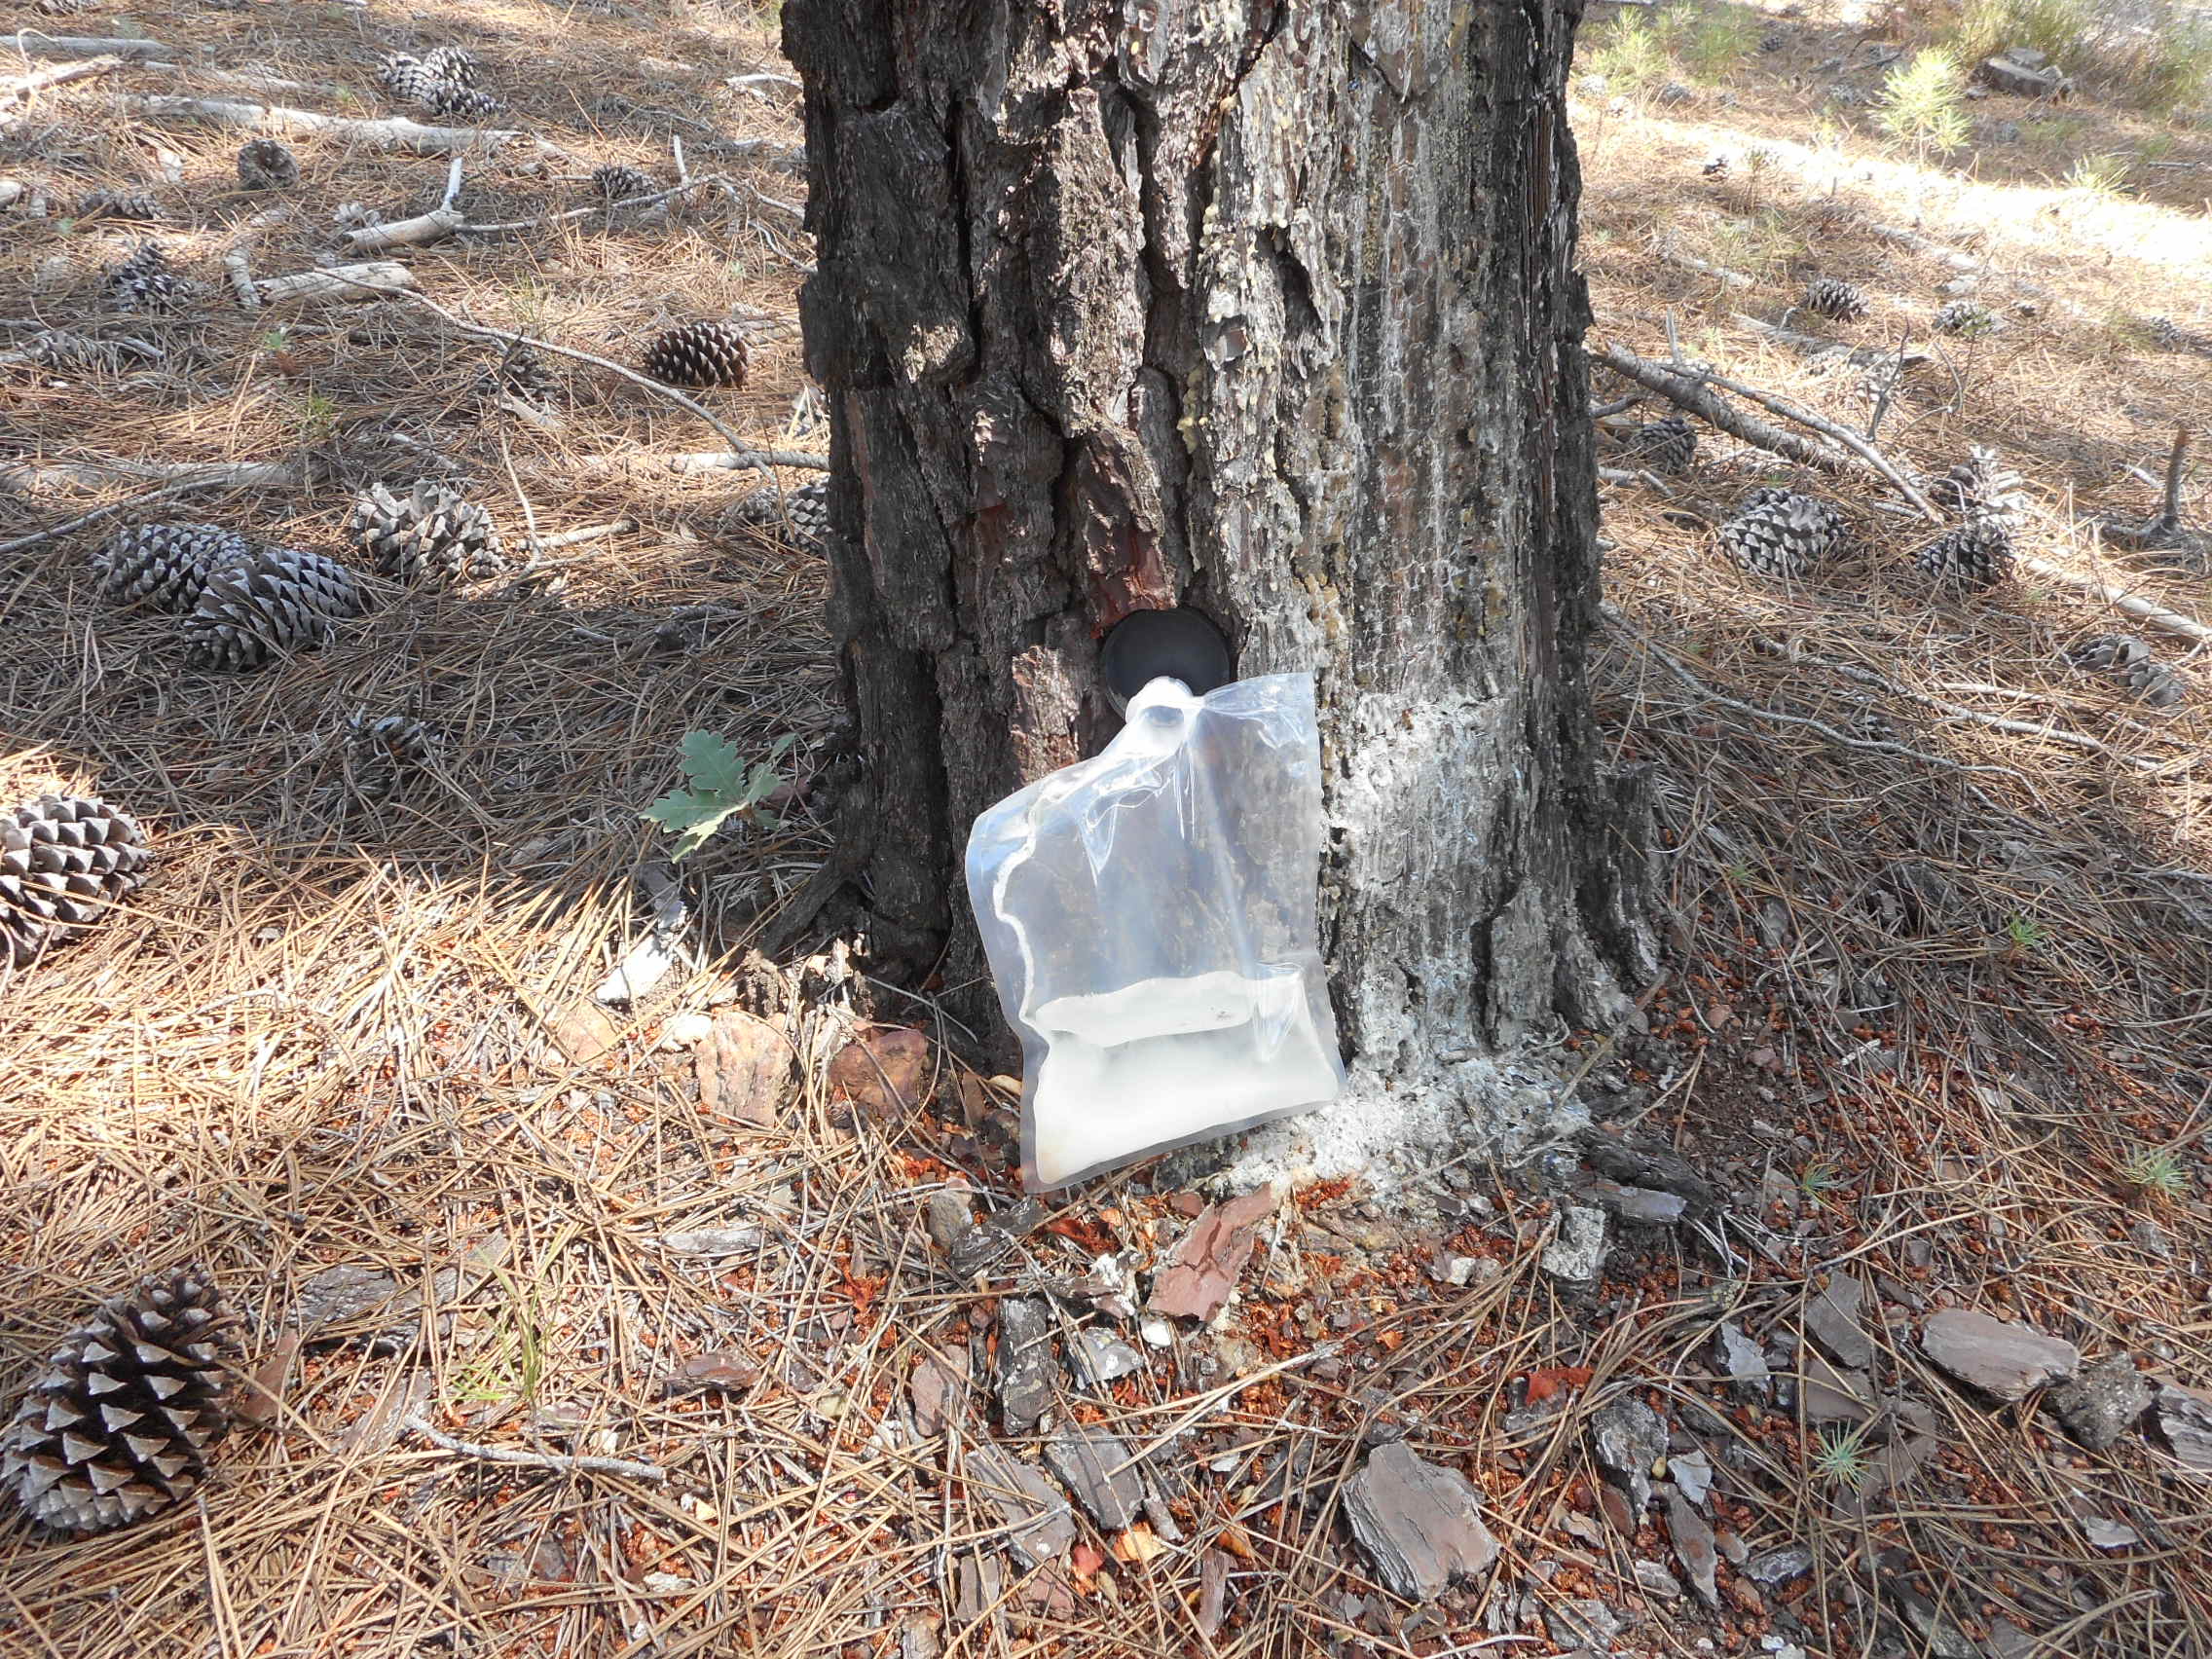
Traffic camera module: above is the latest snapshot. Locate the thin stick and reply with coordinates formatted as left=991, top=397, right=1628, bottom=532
left=1, top=54, right=123, bottom=101
left=460, top=172, right=728, bottom=234
left=0, top=478, right=258, bottom=556
left=1599, top=343, right=1943, bottom=521
left=528, top=519, right=635, bottom=553
left=4, top=33, right=167, bottom=60
left=2102, top=427, right=2195, bottom=550
left=1604, top=608, right=2028, bottom=781
left=2016, top=551, right=2212, bottom=649
left=403, top=1415, right=666, bottom=1481
left=1816, top=657, right=2166, bottom=774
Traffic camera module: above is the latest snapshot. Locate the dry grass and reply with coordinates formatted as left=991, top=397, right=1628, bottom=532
left=5, top=2, right=2212, bottom=1657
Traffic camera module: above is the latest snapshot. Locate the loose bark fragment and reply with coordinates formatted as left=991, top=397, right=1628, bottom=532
left=1146, top=1187, right=1279, bottom=1321
left=1341, top=1442, right=1499, bottom=1603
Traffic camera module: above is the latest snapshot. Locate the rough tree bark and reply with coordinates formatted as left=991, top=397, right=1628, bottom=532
left=785, top=0, right=1654, bottom=1151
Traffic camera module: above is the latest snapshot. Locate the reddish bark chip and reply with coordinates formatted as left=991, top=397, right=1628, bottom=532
left=697, top=1009, right=791, bottom=1125
left=1146, top=1186, right=1281, bottom=1321
left=829, top=1025, right=932, bottom=1119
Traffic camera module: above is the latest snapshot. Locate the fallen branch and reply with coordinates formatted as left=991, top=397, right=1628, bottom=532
left=0, top=458, right=300, bottom=495
left=2017, top=552, right=2212, bottom=650
left=2101, top=427, right=2196, bottom=551
left=1657, top=248, right=1753, bottom=289
left=1597, top=342, right=1942, bottom=521
left=1604, top=607, right=2028, bottom=782
left=342, top=206, right=465, bottom=253
left=1807, top=654, right=2168, bottom=773
left=221, top=246, right=258, bottom=312
left=255, top=260, right=419, bottom=307
left=307, top=272, right=813, bottom=476
left=1733, top=312, right=1930, bottom=368
left=527, top=519, right=635, bottom=554
left=116, top=92, right=521, bottom=157
left=459, top=171, right=730, bottom=235
left=0, top=477, right=280, bottom=556
left=402, top=1415, right=665, bottom=1482
left=2, top=53, right=123, bottom=101
left=662, top=448, right=831, bottom=474
left=5, top=32, right=167, bottom=60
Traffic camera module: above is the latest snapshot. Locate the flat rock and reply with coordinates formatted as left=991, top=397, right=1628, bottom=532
left=1540, top=1204, right=1609, bottom=1286
left=2046, top=1355, right=2153, bottom=1451
left=1802, top=1349, right=1878, bottom=1423
left=1590, top=1396, right=1668, bottom=1516
left=910, top=1348, right=969, bottom=1436
left=1747, top=1544, right=1813, bottom=1586
left=1665, top=1485, right=1719, bottom=1607
left=995, top=1296, right=1056, bottom=1433
left=1715, top=1322, right=1770, bottom=1394
left=1806, top=1272, right=1874, bottom=1370
left=1341, top=1441, right=1498, bottom=1602
left=1922, top=1309, right=2079, bottom=1402
left=2155, top=1384, right=2212, bottom=1477
left=289, top=1264, right=402, bottom=1333
left=1544, top=1599, right=1619, bottom=1648
left=923, top=1191, right=973, bottom=1253
left=1581, top=1180, right=1688, bottom=1226
left=1975, top=55, right=2070, bottom=97
left=1576, top=1130, right=1719, bottom=1212
left=1068, top=1326, right=1143, bottom=1388
left=963, top=1444, right=1074, bottom=1567
left=1669, top=1448, right=1714, bottom=1504
left=1044, top=1425, right=1145, bottom=1530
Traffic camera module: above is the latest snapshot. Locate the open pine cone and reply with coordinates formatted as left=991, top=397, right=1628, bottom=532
left=1, top=794, right=153, bottom=969
left=2, top=1269, right=239, bottom=1533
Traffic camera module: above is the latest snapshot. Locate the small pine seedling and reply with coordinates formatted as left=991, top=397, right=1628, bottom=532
left=643, top=731, right=797, bottom=861
left=2003, top=914, right=2047, bottom=955
left=1797, top=1159, right=1847, bottom=1202
left=1810, top=1423, right=1874, bottom=1493
left=2121, top=1147, right=2190, bottom=1201
left=1875, top=49, right=1972, bottom=158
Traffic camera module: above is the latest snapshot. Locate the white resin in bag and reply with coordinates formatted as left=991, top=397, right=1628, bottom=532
left=965, top=674, right=1344, bottom=1190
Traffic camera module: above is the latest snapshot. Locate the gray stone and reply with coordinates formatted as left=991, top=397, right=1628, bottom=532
left=1746, top=1544, right=1813, bottom=1586
left=2155, top=1384, right=2212, bottom=1477
left=2046, top=1355, right=2153, bottom=1450
left=1540, top=1205, right=1609, bottom=1286
left=995, top=1297, right=1057, bottom=1433
left=1067, top=1326, right=1143, bottom=1388
left=1715, top=1322, right=1770, bottom=1394
left=963, top=1445, right=1074, bottom=1568
left=1044, top=1426, right=1146, bottom=1530
left=1633, top=1560, right=1683, bottom=1599
left=924, top=1191, right=974, bottom=1253
left=288, top=1264, right=402, bottom=1333
left=1669, top=1448, right=1714, bottom=1504
left=1583, top=1180, right=1687, bottom=1225
left=1922, top=1309, right=2080, bottom=1402
left=1544, top=1600, right=1619, bottom=1648
left=1342, top=1441, right=1499, bottom=1602
left=1998, top=44, right=2048, bottom=68
left=1975, top=55, right=2070, bottom=98
left=1805, top=1272, right=1874, bottom=1371
left=1578, top=1131, right=1719, bottom=1213
left=1591, top=1396, right=1668, bottom=1516
left=1802, top=1349, right=1878, bottom=1423
left=1666, top=1486, right=1719, bottom=1607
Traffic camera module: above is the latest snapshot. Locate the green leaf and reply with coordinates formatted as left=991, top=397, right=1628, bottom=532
left=677, top=729, right=749, bottom=797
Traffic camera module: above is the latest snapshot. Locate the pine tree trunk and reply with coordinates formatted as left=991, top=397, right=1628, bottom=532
left=784, top=0, right=1654, bottom=1128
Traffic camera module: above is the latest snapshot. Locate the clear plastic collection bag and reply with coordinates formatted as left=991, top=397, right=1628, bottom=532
left=966, top=673, right=1345, bottom=1190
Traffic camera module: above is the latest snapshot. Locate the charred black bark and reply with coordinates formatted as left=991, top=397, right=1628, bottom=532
left=785, top=0, right=1654, bottom=1092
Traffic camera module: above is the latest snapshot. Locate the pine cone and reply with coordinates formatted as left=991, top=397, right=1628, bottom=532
left=726, top=480, right=829, bottom=551
left=1718, top=487, right=1850, bottom=580
left=643, top=320, right=750, bottom=389
left=80, top=190, right=163, bottom=222
left=592, top=165, right=655, bottom=202
left=480, top=341, right=561, bottom=407
left=93, top=522, right=250, bottom=613
left=421, top=82, right=503, bottom=121
left=1, top=795, right=152, bottom=969
left=2, top=1269, right=238, bottom=1533
left=350, top=481, right=504, bottom=582
left=236, top=138, right=299, bottom=191
left=2067, top=634, right=2186, bottom=708
left=376, top=54, right=440, bottom=102
left=1929, top=447, right=2026, bottom=534
left=1801, top=276, right=1868, bottom=321
left=1913, top=516, right=2014, bottom=588
left=25, top=331, right=153, bottom=373
left=418, top=46, right=483, bottom=87
left=100, top=242, right=189, bottom=313
left=345, top=713, right=441, bottom=798
left=184, top=546, right=364, bottom=670
left=1934, top=298, right=1996, bottom=336
left=1622, top=415, right=1695, bottom=472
